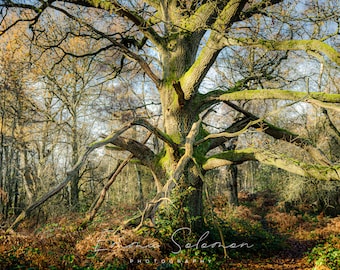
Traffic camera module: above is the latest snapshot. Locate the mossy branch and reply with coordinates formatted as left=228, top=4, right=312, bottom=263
left=222, top=38, right=340, bottom=66
left=203, top=148, right=340, bottom=181
left=203, top=89, right=340, bottom=110
left=224, top=101, right=332, bottom=166
left=131, top=118, right=179, bottom=151
left=218, top=89, right=340, bottom=103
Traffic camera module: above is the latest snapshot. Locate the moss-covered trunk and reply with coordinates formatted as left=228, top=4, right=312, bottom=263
left=157, top=32, right=205, bottom=231
left=158, top=87, right=205, bottom=230
left=179, top=161, right=204, bottom=231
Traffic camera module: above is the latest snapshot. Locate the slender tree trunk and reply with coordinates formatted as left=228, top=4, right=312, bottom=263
left=70, top=171, right=80, bottom=208
left=70, top=123, right=80, bottom=208
left=0, top=105, right=4, bottom=216
left=135, top=164, right=144, bottom=210
left=227, top=164, right=239, bottom=206
left=14, top=173, right=19, bottom=215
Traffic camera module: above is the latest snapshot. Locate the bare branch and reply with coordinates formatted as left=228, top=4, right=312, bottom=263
left=62, top=0, right=165, bottom=49
left=195, top=117, right=262, bottom=146
left=307, top=99, right=340, bottom=113
left=47, top=4, right=161, bottom=87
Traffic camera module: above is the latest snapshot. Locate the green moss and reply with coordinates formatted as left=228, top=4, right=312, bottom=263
left=219, top=89, right=340, bottom=103
left=212, top=148, right=255, bottom=162
left=192, top=124, right=210, bottom=165
left=88, top=0, right=114, bottom=10
left=156, top=147, right=176, bottom=171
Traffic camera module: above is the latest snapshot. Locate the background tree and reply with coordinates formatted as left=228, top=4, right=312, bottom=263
left=1, top=0, right=339, bottom=232
left=0, top=28, right=38, bottom=219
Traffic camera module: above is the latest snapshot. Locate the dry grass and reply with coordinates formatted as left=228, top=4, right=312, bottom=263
left=266, top=211, right=301, bottom=233
left=0, top=193, right=339, bottom=269
left=77, top=229, right=162, bottom=263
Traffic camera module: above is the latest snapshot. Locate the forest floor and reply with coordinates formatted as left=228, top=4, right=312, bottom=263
left=0, top=192, right=339, bottom=269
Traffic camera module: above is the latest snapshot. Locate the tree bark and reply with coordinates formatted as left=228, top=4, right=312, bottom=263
left=227, top=164, right=239, bottom=206
left=135, top=164, right=144, bottom=210
left=203, top=148, right=340, bottom=181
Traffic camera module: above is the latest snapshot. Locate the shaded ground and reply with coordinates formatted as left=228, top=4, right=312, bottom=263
left=225, top=239, right=315, bottom=269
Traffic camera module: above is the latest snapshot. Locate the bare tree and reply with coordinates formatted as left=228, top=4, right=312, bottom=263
left=0, top=32, right=36, bottom=218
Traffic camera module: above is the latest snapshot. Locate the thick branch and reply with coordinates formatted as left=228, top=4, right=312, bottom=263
left=181, top=1, right=216, bottom=32
left=322, top=109, right=340, bottom=140
left=180, top=0, right=247, bottom=98
left=224, top=101, right=332, bottom=166
left=7, top=123, right=156, bottom=231
left=207, top=117, right=252, bottom=151
left=205, top=89, right=340, bottom=106
left=260, top=39, right=340, bottom=66
left=180, top=32, right=221, bottom=99
left=97, top=118, right=179, bottom=167
left=307, top=99, right=340, bottom=113
left=212, top=0, right=248, bottom=32
left=222, top=38, right=340, bottom=66
left=203, top=148, right=340, bottom=181
left=131, top=118, right=179, bottom=151
left=82, top=132, right=154, bottom=228
left=108, top=136, right=156, bottom=169
left=240, top=0, right=283, bottom=20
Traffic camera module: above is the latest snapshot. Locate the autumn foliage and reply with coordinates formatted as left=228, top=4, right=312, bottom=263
left=1, top=192, right=339, bottom=270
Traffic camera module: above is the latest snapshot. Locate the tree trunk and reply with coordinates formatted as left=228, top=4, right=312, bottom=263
left=157, top=33, right=206, bottom=232
left=180, top=163, right=204, bottom=232
left=70, top=123, right=80, bottom=208
left=135, top=164, right=144, bottom=210
left=70, top=172, right=80, bottom=208
left=160, top=144, right=205, bottom=231
left=227, top=164, right=239, bottom=206
left=160, top=105, right=205, bottom=230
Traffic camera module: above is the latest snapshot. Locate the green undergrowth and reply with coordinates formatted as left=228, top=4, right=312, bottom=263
left=307, top=235, right=340, bottom=270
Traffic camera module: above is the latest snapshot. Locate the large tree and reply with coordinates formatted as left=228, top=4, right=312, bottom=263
left=1, top=0, right=339, bottom=231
